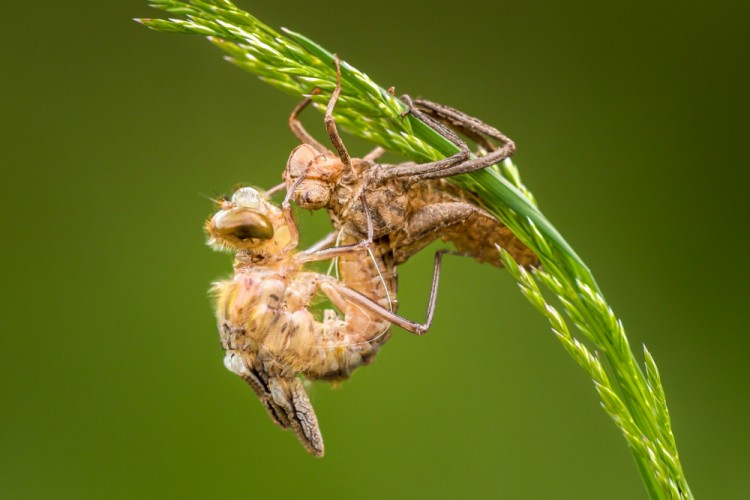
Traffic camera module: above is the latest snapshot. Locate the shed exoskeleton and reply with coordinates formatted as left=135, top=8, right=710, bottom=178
left=282, top=57, right=539, bottom=270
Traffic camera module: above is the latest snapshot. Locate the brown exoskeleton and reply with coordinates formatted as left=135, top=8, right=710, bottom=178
left=282, top=58, right=539, bottom=269
left=207, top=185, right=447, bottom=456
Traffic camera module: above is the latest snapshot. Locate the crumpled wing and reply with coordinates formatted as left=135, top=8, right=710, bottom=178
left=268, top=376, right=324, bottom=457
left=239, top=365, right=293, bottom=429
left=224, top=352, right=324, bottom=456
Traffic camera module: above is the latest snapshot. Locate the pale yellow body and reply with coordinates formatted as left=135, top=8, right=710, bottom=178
left=213, top=257, right=391, bottom=384
left=207, top=187, right=396, bottom=456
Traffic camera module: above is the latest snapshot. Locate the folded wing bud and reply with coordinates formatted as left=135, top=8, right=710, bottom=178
left=269, top=376, right=324, bottom=457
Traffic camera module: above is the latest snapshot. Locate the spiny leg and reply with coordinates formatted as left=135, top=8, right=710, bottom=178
left=304, top=231, right=338, bottom=254
left=324, top=56, right=352, bottom=169
left=280, top=174, right=305, bottom=250
left=296, top=192, right=375, bottom=264
left=288, top=88, right=330, bottom=155
left=412, top=142, right=515, bottom=180
left=406, top=96, right=516, bottom=179
left=320, top=250, right=452, bottom=336
left=367, top=94, right=472, bottom=183
left=265, top=181, right=287, bottom=197
left=363, top=146, right=387, bottom=162
left=376, top=95, right=516, bottom=182
left=401, top=94, right=468, bottom=150
left=412, top=98, right=511, bottom=153
left=288, top=57, right=353, bottom=177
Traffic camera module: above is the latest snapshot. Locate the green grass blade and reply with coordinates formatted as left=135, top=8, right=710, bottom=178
left=137, top=2, right=693, bottom=497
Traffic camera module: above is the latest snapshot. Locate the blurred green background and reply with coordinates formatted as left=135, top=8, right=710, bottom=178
left=2, top=0, right=748, bottom=498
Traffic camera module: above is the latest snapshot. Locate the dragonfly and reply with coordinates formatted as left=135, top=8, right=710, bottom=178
left=209, top=58, right=537, bottom=457
left=207, top=184, right=449, bottom=456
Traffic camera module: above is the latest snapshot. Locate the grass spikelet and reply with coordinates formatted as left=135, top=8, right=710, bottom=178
left=137, top=2, right=693, bottom=497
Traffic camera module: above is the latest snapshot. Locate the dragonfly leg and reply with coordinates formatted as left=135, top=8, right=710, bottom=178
left=320, top=250, right=453, bottom=335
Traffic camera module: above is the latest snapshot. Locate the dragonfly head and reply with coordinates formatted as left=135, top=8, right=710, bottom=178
left=206, top=187, right=277, bottom=251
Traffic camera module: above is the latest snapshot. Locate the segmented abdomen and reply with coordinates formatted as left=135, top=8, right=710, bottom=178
left=214, top=260, right=396, bottom=383
left=400, top=178, right=540, bottom=268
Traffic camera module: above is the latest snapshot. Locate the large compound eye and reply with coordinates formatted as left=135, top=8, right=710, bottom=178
left=213, top=208, right=274, bottom=240
left=294, top=180, right=331, bottom=210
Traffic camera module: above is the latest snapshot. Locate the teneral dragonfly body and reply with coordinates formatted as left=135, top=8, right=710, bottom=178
left=208, top=186, right=437, bottom=456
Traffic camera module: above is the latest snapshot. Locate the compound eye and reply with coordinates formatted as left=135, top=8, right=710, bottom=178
left=296, top=183, right=331, bottom=209
left=289, top=178, right=332, bottom=210
left=213, top=209, right=274, bottom=240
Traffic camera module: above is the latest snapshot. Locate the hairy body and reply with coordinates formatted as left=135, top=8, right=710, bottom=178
left=208, top=186, right=436, bottom=456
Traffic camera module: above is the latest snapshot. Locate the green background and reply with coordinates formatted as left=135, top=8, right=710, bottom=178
left=2, top=1, right=748, bottom=498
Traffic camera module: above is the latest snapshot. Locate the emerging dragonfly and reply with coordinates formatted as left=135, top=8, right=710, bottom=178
left=281, top=58, right=539, bottom=269
left=207, top=184, right=448, bottom=456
